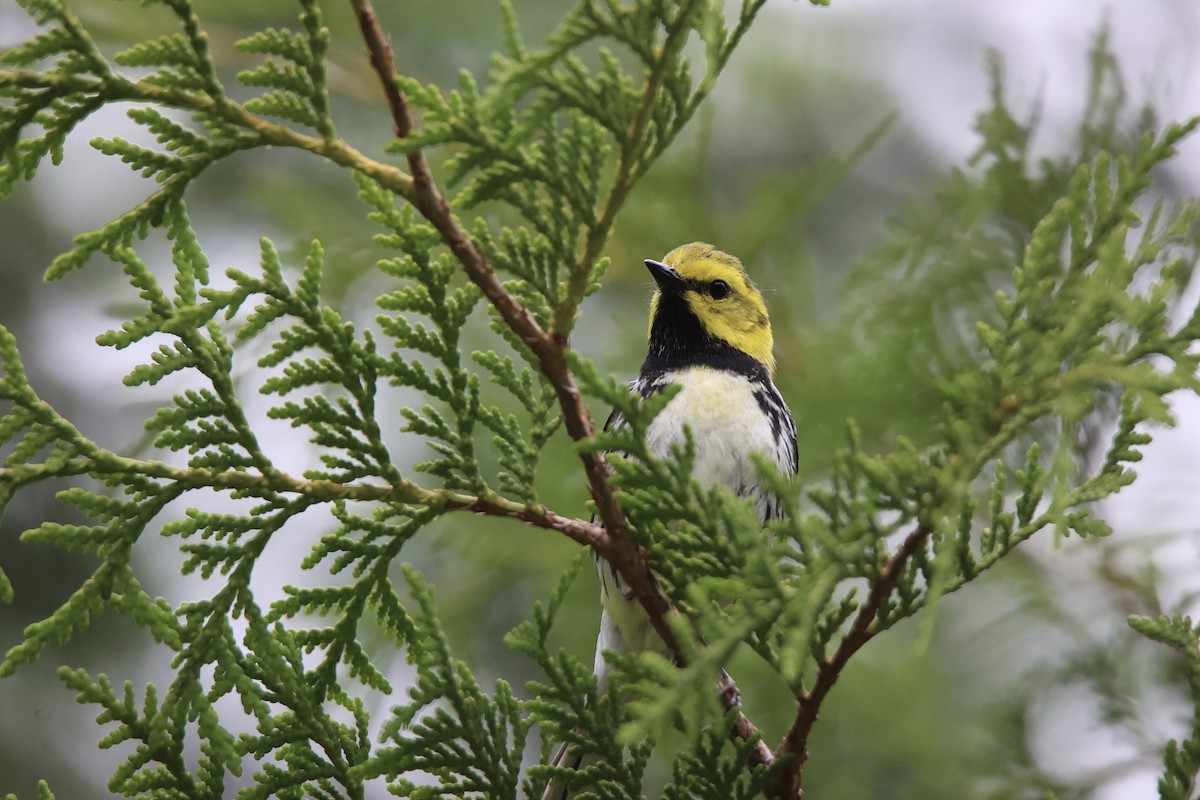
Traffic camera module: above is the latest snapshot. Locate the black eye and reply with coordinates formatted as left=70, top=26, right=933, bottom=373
left=710, top=280, right=730, bottom=299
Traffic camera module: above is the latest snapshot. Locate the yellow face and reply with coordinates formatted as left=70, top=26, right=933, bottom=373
left=648, top=242, right=776, bottom=373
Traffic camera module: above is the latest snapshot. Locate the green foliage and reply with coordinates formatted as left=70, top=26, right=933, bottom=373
left=356, top=566, right=529, bottom=799
left=507, top=556, right=654, bottom=799
left=1128, top=615, right=1200, bottom=799
left=802, top=26, right=1193, bottom=461
left=574, top=105, right=1200, bottom=731
left=2, top=1, right=1199, bottom=799
left=235, top=0, right=335, bottom=139
left=0, top=0, right=112, bottom=193
left=2, top=780, right=54, bottom=800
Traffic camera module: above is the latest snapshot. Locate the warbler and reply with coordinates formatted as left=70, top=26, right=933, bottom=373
left=544, top=243, right=797, bottom=799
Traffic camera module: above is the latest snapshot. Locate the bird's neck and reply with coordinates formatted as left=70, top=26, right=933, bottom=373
left=644, top=292, right=771, bottom=383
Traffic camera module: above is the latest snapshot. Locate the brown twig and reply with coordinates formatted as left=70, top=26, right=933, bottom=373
left=0, top=449, right=611, bottom=548
left=767, top=525, right=933, bottom=799
left=557, top=0, right=707, bottom=341
left=347, top=0, right=773, bottom=773
left=348, top=0, right=627, bottom=547
left=718, top=670, right=775, bottom=768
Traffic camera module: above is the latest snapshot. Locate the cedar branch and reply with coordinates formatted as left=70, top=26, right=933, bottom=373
left=768, top=525, right=934, bottom=799
left=347, top=0, right=773, bottom=771
left=348, top=0, right=630, bottom=553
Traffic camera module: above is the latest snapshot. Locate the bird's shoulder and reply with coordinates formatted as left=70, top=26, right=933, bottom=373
left=602, top=373, right=668, bottom=432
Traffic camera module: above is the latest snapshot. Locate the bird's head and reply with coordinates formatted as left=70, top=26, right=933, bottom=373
left=645, top=242, right=775, bottom=374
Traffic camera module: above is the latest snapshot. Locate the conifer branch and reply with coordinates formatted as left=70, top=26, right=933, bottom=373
left=347, top=0, right=624, bottom=540
left=769, top=524, right=933, bottom=798
left=0, top=453, right=608, bottom=550
left=5, top=5, right=1196, bottom=798
left=564, top=0, right=708, bottom=340
left=348, top=0, right=771, bottom=766
left=0, top=69, right=416, bottom=200
left=354, top=0, right=648, bottom=602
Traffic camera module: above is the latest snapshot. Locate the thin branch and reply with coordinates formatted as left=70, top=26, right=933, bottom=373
left=561, top=0, right=708, bottom=341
left=768, top=525, right=933, bottom=799
left=0, top=455, right=607, bottom=548
left=718, top=670, right=775, bottom=768
left=346, top=0, right=772, bottom=770
left=0, top=70, right=418, bottom=202
left=347, top=0, right=626, bottom=543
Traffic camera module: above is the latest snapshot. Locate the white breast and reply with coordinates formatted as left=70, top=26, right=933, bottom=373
left=596, top=365, right=794, bottom=666
left=645, top=366, right=784, bottom=499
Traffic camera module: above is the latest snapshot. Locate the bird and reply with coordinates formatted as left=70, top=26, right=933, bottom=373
left=543, top=242, right=798, bottom=799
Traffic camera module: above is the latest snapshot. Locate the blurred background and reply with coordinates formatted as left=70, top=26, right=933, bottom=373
left=1, top=0, right=1199, bottom=797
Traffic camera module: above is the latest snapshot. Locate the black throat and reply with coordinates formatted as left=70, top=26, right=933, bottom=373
left=640, top=290, right=768, bottom=387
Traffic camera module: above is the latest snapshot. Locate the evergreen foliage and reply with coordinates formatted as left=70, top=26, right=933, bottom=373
left=1, top=1, right=1199, bottom=798
left=1130, top=614, right=1200, bottom=800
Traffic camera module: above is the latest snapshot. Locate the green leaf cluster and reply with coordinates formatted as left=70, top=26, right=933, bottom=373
left=1, top=0, right=812, bottom=796
left=1, top=1, right=1199, bottom=799
left=1128, top=614, right=1200, bottom=799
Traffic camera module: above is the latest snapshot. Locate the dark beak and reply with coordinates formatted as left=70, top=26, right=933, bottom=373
left=645, top=259, right=687, bottom=294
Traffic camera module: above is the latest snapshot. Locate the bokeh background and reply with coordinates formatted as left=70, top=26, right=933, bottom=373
left=2, top=0, right=1199, bottom=797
